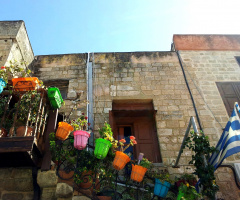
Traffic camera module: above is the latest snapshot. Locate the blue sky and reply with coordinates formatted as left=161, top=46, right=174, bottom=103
left=1, top=0, right=240, bottom=55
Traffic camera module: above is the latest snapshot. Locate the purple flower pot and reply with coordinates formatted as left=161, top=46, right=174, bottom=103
left=74, top=130, right=90, bottom=150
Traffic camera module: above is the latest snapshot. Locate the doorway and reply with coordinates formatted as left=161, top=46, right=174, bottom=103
left=109, top=100, right=162, bottom=163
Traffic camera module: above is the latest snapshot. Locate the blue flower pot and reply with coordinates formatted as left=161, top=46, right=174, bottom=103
left=154, top=178, right=171, bottom=198
left=0, top=78, right=6, bottom=94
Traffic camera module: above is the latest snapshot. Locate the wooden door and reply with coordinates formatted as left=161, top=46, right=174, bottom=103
left=110, top=112, right=161, bottom=163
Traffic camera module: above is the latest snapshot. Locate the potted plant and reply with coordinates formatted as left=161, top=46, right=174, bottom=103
left=112, top=136, right=137, bottom=170
left=0, top=60, right=30, bottom=93
left=175, top=173, right=197, bottom=188
left=56, top=121, right=74, bottom=140
left=14, top=90, right=42, bottom=137
left=71, top=113, right=91, bottom=150
left=177, top=182, right=201, bottom=200
left=94, top=122, right=115, bottom=159
left=131, top=157, right=152, bottom=183
left=183, top=131, right=219, bottom=199
left=0, top=96, right=12, bottom=137
left=152, top=170, right=173, bottom=198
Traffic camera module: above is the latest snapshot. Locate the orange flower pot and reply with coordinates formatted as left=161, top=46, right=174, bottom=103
left=130, top=164, right=147, bottom=182
left=12, top=77, right=40, bottom=92
left=56, top=122, right=74, bottom=140
left=112, top=151, right=131, bottom=170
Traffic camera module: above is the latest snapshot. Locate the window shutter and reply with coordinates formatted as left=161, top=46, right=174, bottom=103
left=217, top=82, right=240, bottom=116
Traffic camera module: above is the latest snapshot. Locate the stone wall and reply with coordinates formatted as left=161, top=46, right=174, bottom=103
left=92, top=52, right=196, bottom=170
left=33, top=52, right=197, bottom=170
left=32, top=54, right=88, bottom=117
left=178, top=50, right=240, bottom=199
left=0, top=21, right=34, bottom=70
left=0, top=168, right=34, bottom=200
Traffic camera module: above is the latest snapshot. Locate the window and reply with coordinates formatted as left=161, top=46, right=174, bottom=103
left=43, top=79, right=69, bottom=99
left=109, top=100, right=162, bottom=163
left=216, top=82, right=240, bottom=116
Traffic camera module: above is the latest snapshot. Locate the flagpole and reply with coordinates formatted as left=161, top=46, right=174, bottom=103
left=173, top=116, right=199, bottom=168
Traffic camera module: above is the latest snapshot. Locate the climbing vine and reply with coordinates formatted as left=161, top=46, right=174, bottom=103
left=183, top=131, right=219, bottom=199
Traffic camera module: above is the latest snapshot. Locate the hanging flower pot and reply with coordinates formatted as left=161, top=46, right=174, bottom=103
left=56, top=122, right=74, bottom=140
left=12, top=77, right=40, bottom=92
left=112, top=151, right=131, bottom=170
left=73, top=130, right=91, bottom=150
left=16, top=126, right=33, bottom=137
left=130, top=164, right=147, bottom=182
left=47, top=87, right=64, bottom=109
left=0, top=128, right=7, bottom=137
left=154, top=178, right=171, bottom=198
left=177, top=191, right=184, bottom=200
left=94, top=138, right=112, bottom=159
left=0, top=78, right=7, bottom=94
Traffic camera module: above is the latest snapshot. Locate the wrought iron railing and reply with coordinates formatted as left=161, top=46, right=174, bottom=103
left=55, top=138, right=178, bottom=200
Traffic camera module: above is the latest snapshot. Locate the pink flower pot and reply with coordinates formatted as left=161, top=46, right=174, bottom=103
left=73, top=130, right=91, bottom=150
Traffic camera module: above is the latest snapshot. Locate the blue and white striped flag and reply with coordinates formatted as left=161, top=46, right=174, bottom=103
left=209, top=102, right=240, bottom=169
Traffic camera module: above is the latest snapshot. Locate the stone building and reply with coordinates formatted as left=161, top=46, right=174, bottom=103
left=0, top=20, right=240, bottom=199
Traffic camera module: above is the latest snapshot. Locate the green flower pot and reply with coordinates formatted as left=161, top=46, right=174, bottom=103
left=48, top=87, right=63, bottom=109
left=177, top=191, right=184, bottom=200
left=94, top=138, right=112, bottom=159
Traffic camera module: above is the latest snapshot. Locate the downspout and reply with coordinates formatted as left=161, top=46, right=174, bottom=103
left=175, top=48, right=203, bottom=131
left=86, top=52, right=94, bottom=145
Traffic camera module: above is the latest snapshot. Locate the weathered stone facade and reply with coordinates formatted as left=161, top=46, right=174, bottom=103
left=0, top=21, right=34, bottom=68
left=1, top=21, right=240, bottom=199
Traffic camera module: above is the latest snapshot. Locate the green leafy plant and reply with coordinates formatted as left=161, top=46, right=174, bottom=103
left=15, top=90, right=42, bottom=126
left=139, top=158, right=152, bottom=169
left=0, top=60, right=31, bottom=82
left=70, top=113, right=89, bottom=131
left=49, top=132, right=76, bottom=163
left=178, top=182, right=201, bottom=200
left=149, top=169, right=174, bottom=184
left=183, top=131, right=219, bottom=199
left=176, top=173, right=197, bottom=188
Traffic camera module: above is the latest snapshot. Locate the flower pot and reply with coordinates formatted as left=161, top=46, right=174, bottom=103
left=56, top=122, right=74, bottom=140
left=154, top=178, right=171, bottom=198
left=16, top=126, right=33, bottom=137
left=130, top=164, right=147, bottom=182
left=94, top=138, right=112, bottom=159
left=177, top=191, right=184, bottom=200
left=0, top=128, right=7, bottom=137
left=78, top=171, right=100, bottom=191
left=112, top=151, right=131, bottom=170
left=97, top=196, right=112, bottom=200
left=74, top=130, right=90, bottom=150
left=0, top=78, right=7, bottom=94
left=12, top=77, right=40, bottom=92
left=47, top=87, right=64, bottom=109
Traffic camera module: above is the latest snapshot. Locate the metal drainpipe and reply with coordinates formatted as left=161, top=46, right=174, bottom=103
left=175, top=49, right=203, bottom=131
left=86, top=52, right=94, bottom=145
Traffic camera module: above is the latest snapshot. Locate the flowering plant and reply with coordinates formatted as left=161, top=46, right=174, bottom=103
left=99, top=122, right=118, bottom=146
left=70, top=113, right=89, bottom=131
left=0, top=60, right=31, bottom=82
left=178, top=182, right=201, bottom=200
left=118, top=136, right=137, bottom=153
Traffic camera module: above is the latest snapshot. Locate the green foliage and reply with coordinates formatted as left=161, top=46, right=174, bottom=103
left=15, top=90, right=41, bottom=126
left=178, top=183, right=201, bottom=200
left=147, top=169, right=174, bottom=184
left=0, top=60, right=31, bottom=82
left=49, top=132, right=77, bottom=163
left=70, top=114, right=88, bottom=131
left=139, top=158, right=152, bottom=169
left=183, top=131, right=219, bottom=199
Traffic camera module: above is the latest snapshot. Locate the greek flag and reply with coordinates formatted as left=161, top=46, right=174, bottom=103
left=209, top=102, right=240, bottom=169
